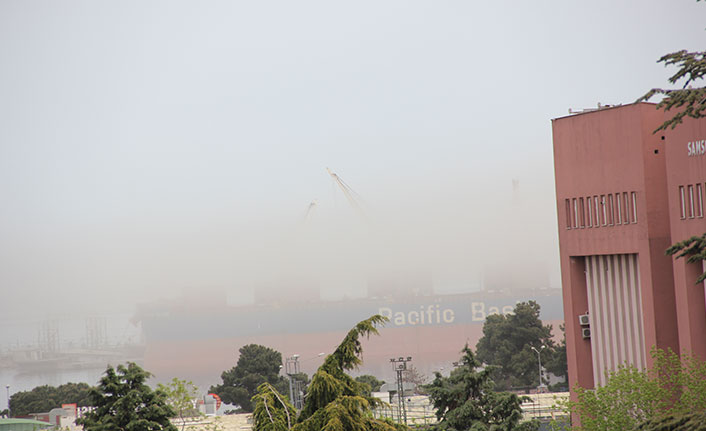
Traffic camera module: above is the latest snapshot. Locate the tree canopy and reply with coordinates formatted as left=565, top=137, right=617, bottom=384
left=210, top=344, right=289, bottom=413
left=424, top=345, right=537, bottom=431
left=666, top=233, right=706, bottom=284
left=251, top=314, right=404, bottom=431
left=76, top=362, right=176, bottom=431
left=9, top=382, right=93, bottom=417
left=158, top=378, right=201, bottom=431
left=640, top=49, right=706, bottom=132
left=474, top=301, right=564, bottom=390
left=639, top=411, right=706, bottom=431
left=354, top=375, right=385, bottom=396
left=543, top=324, right=568, bottom=391
left=563, top=348, right=706, bottom=431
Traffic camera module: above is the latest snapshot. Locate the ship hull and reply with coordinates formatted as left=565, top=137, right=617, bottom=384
left=139, top=290, right=564, bottom=385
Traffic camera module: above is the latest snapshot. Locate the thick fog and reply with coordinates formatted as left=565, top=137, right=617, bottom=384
left=0, top=0, right=703, bottom=336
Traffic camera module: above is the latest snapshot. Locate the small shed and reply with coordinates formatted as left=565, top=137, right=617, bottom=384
left=0, top=419, right=54, bottom=431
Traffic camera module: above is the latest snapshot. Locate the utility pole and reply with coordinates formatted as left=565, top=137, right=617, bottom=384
left=390, top=356, right=412, bottom=426
left=5, top=385, right=9, bottom=418
left=285, top=355, right=302, bottom=410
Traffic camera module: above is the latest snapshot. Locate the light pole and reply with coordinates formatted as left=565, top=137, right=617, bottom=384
left=530, top=346, right=545, bottom=391
left=5, top=385, right=9, bottom=418
left=285, top=355, right=302, bottom=410
left=390, top=356, right=412, bottom=426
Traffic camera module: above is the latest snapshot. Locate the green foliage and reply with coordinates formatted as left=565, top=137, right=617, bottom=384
left=640, top=3, right=706, bottom=287
left=640, top=49, right=706, bottom=132
left=639, top=411, right=706, bottom=431
left=293, top=396, right=401, bottom=431
left=9, top=382, right=93, bottom=417
left=76, top=362, right=177, bottom=431
left=425, top=345, right=537, bottom=431
left=666, top=232, right=706, bottom=284
left=210, top=344, right=289, bottom=412
left=298, top=314, right=388, bottom=423
left=251, top=314, right=400, bottom=431
left=544, top=324, right=568, bottom=391
left=567, top=366, right=664, bottom=431
left=354, top=375, right=385, bottom=395
left=649, top=347, right=706, bottom=417
left=475, top=301, right=564, bottom=390
left=562, top=348, right=706, bottom=431
left=252, top=383, right=296, bottom=431
left=158, top=378, right=200, bottom=430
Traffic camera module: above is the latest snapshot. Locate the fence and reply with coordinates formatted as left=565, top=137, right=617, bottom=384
left=372, top=392, right=570, bottom=427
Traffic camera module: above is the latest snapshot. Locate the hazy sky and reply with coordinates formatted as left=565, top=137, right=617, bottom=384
left=1, top=0, right=704, bottom=319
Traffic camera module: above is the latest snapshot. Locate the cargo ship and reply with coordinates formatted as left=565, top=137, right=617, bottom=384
left=135, top=287, right=564, bottom=386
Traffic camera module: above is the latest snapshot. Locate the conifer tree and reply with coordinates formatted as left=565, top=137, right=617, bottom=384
left=251, top=314, right=404, bottom=431
left=76, top=362, right=176, bottom=431
left=425, top=345, right=537, bottom=431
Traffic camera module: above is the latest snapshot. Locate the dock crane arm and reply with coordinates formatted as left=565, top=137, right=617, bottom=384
left=326, top=168, right=367, bottom=220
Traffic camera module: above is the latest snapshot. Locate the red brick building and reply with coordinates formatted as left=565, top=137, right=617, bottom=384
left=552, top=102, right=706, bottom=393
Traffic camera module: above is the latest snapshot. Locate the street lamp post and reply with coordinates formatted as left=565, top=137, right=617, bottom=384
left=5, top=385, right=10, bottom=418
left=530, top=346, right=545, bottom=391
left=390, top=357, right=412, bottom=426
left=285, top=355, right=302, bottom=410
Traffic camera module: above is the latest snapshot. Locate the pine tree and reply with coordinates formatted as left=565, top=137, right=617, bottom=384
left=425, top=345, right=537, bottom=431
left=640, top=49, right=706, bottom=132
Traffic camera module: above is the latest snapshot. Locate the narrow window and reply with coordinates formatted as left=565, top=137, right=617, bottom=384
left=600, top=195, right=607, bottom=226
left=679, top=186, right=686, bottom=219
left=688, top=185, right=695, bottom=218
left=587, top=196, right=593, bottom=227
left=615, top=193, right=622, bottom=225
left=594, top=196, right=600, bottom=227
left=631, top=192, right=638, bottom=223
left=579, top=197, right=586, bottom=228
left=608, top=194, right=614, bottom=226
left=565, top=199, right=571, bottom=229
left=697, top=184, right=704, bottom=218
left=572, top=198, right=578, bottom=228
left=623, top=192, right=630, bottom=224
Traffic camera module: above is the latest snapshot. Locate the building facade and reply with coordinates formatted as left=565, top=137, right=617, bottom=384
left=552, top=102, right=706, bottom=393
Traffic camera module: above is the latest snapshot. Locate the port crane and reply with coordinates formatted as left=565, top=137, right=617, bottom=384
left=326, top=168, right=367, bottom=221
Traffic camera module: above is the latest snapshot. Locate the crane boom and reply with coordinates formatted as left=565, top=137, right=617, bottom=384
left=326, top=168, right=366, bottom=219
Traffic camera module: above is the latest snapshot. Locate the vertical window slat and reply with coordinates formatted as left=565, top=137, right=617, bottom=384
left=608, top=194, right=614, bottom=226
left=623, top=192, right=630, bottom=224
left=615, top=193, right=622, bottom=225
left=595, top=196, right=600, bottom=227
left=587, top=196, right=593, bottom=227
left=631, top=192, right=638, bottom=223
left=579, top=197, right=586, bottom=228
